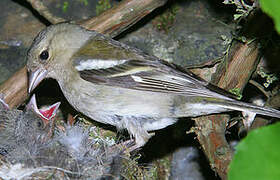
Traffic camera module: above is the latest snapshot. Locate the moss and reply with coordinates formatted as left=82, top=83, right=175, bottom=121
left=96, top=0, right=111, bottom=16
left=223, top=0, right=255, bottom=21
left=229, top=88, right=243, bottom=100
left=122, top=154, right=158, bottom=179
left=152, top=5, right=179, bottom=33
left=62, top=1, right=69, bottom=13
left=79, top=0, right=88, bottom=6
left=62, top=0, right=88, bottom=13
left=257, top=67, right=278, bottom=88
left=154, top=155, right=171, bottom=179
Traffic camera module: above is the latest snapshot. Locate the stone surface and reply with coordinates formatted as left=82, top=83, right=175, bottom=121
left=0, top=0, right=45, bottom=84
left=119, top=0, right=235, bottom=68
left=170, top=147, right=204, bottom=180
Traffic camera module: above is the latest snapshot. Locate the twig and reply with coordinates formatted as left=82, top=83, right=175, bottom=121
left=41, top=166, right=83, bottom=176
left=80, top=0, right=168, bottom=37
left=249, top=79, right=271, bottom=98
left=26, top=0, right=65, bottom=24
left=0, top=67, right=28, bottom=108
left=193, top=115, right=233, bottom=180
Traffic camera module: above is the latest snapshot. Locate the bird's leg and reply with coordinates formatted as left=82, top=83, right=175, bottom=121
left=127, top=132, right=155, bottom=152
left=130, top=131, right=153, bottom=150
left=112, top=131, right=154, bottom=153
left=120, top=117, right=154, bottom=151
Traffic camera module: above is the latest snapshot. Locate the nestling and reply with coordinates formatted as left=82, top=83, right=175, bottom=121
left=0, top=96, right=123, bottom=179
left=27, top=23, right=280, bottom=149
left=0, top=94, right=60, bottom=154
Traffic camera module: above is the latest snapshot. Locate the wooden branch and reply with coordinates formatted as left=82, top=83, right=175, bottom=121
left=79, top=0, right=167, bottom=37
left=26, top=0, right=66, bottom=24
left=0, top=0, right=167, bottom=108
left=193, top=40, right=260, bottom=180
left=212, top=41, right=260, bottom=91
left=0, top=67, right=28, bottom=108
left=192, top=11, right=277, bottom=179
left=194, top=115, right=233, bottom=180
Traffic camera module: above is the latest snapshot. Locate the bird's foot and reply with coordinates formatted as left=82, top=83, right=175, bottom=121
left=115, top=132, right=155, bottom=153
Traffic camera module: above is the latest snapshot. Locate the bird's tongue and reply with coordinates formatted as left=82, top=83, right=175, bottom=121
left=39, top=103, right=60, bottom=120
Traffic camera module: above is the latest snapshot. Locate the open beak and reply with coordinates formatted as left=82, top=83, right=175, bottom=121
left=28, top=68, right=47, bottom=93
left=27, top=94, right=61, bottom=125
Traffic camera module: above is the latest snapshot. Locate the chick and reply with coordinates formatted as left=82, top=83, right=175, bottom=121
left=0, top=96, right=124, bottom=179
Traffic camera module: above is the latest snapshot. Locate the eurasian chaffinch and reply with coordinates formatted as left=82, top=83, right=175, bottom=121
left=27, top=23, right=280, bottom=148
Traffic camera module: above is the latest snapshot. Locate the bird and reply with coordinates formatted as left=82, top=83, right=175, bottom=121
left=0, top=95, right=124, bottom=179
left=0, top=94, right=60, bottom=155
left=52, top=123, right=124, bottom=179
left=26, top=22, right=280, bottom=149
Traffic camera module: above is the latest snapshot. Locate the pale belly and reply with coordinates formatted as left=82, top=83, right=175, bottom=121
left=60, top=78, right=228, bottom=129
left=62, top=79, right=176, bottom=123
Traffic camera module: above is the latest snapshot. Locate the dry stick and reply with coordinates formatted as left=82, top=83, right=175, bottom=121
left=0, top=67, right=28, bottom=108
left=212, top=41, right=260, bottom=90
left=193, top=40, right=260, bottom=180
left=79, top=0, right=167, bottom=37
left=26, top=0, right=65, bottom=24
left=0, top=0, right=167, bottom=108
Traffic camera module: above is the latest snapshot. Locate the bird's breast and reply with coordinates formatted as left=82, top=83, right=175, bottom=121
left=60, top=78, right=175, bottom=125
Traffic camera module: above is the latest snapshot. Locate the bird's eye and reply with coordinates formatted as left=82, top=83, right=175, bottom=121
left=39, top=50, right=49, bottom=61
left=37, top=120, right=43, bottom=128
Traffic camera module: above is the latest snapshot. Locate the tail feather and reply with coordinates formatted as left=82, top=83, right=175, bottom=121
left=213, top=100, right=280, bottom=119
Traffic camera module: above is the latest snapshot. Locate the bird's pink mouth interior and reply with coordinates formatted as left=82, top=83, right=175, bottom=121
left=39, top=102, right=61, bottom=120
left=28, top=94, right=61, bottom=123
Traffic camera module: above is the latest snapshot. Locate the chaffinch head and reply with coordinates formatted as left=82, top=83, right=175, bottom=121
left=27, top=23, right=280, bottom=149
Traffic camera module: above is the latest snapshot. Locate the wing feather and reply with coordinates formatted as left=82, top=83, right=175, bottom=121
left=73, top=34, right=236, bottom=100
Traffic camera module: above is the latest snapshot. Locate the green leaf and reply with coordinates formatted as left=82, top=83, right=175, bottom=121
left=259, top=0, right=280, bottom=34
left=62, top=1, right=69, bottom=13
left=228, top=122, right=280, bottom=180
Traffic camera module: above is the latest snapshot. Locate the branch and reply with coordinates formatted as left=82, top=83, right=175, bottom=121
left=192, top=40, right=260, bottom=179
left=79, top=0, right=168, bottom=37
left=26, top=0, right=65, bottom=24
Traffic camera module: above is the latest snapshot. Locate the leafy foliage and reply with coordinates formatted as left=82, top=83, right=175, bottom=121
left=228, top=122, right=280, bottom=180
left=260, top=0, right=280, bottom=34
left=96, top=0, right=111, bottom=16
left=223, top=0, right=255, bottom=21
left=152, top=5, right=179, bottom=33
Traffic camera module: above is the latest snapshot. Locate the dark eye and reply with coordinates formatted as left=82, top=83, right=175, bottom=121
left=39, top=50, right=49, bottom=61
left=37, top=120, right=43, bottom=128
